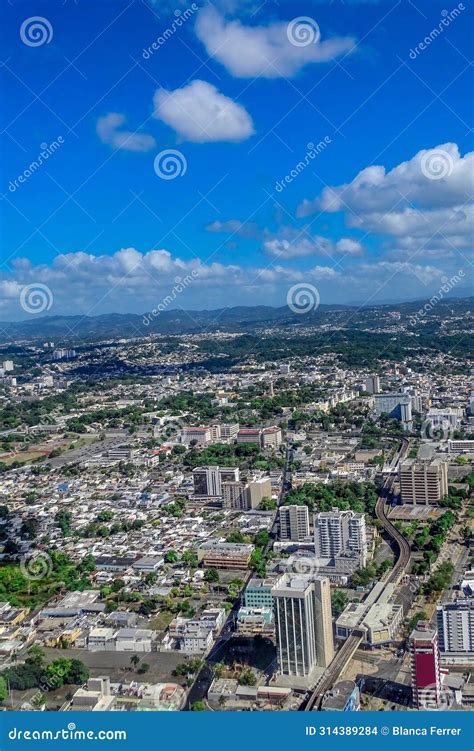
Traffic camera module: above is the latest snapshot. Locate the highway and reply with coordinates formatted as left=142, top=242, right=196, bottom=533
left=304, top=437, right=411, bottom=711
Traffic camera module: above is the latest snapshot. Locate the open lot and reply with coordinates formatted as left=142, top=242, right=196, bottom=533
left=41, top=646, right=189, bottom=686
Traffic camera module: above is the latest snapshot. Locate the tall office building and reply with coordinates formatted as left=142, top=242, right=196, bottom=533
left=437, top=599, right=474, bottom=655
left=193, top=466, right=239, bottom=498
left=314, top=510, right=367, bottom=568
left=279, top=505, right=310, bottom=542
left=365, top=375, right=380, bottom=394
left=272, top=575, right=334, bottom=683
left=410, top=622, right=442, bottom=708
left=399, top=458, right=448, bottom=505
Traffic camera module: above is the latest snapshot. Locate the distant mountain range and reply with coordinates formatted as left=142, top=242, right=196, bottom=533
left=0, top=297, right=471, bottom=343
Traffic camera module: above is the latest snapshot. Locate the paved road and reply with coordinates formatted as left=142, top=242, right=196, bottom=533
left=185, top=442, right=293, bottom=709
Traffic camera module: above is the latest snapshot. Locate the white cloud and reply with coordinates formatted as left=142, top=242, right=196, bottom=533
left=263, top=234, right=364, bottom=259
left=358, top=261, right=444, bottom=287
left=298, top=143, right=473, bottom=216
left=195, top=7, right=356, bottom=78
left=297, top=143, right=474, bottom=263
left=347, top=204, right=473, bottom=239
left=334, top=238, right=364, bottom=256
left=96, top=113, right=156, bottom=152
left=1, top=248, right=467, bottom=319
left=153, top=80, right=254, bottom=143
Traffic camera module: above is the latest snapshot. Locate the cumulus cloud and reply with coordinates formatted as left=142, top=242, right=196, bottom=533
left=153, top=80, right=254, bottom=143
left=1, top=246, right=467, bottom=320
left=96, top=113, right=156, bottom=152
left=298, top=143, right=473, bottom=216
left=263, top=234, right=364, bottom=259
left=195, top=7, right=356, bottom=78
left=297, top=143, right=474, bottom=262
left=347, top=204, right=473, bottom=239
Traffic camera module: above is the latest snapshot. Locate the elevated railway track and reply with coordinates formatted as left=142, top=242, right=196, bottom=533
left=304, top=438, right=411, bottom=711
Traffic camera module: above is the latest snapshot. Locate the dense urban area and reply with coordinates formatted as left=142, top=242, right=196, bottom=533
left=0, top=299, right=472, bottom=713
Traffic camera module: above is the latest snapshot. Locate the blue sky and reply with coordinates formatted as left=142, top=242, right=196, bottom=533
left=1, top=0, right=473, bottom=318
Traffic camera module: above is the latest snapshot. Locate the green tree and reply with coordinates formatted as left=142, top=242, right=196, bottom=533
left=0, top=675, right=7, bottom=702
left=164, top=550, right=179, bottom=564
left=331, top=589, right=349, bottom=618
left=191, top=700, right=206, bottom=711
left=204, top=568, right=219, bottom=583
left=182, top=550, right=198, bottom=568
left=26, top=645, right=45, bottom=667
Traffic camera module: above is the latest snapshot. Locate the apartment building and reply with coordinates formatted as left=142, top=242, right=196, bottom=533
left=222, top=481, right=248, bottom=510
left=261, top=426, right=282, bottom=448
left=437, top=599, right=474, bottom=656
left=365, top=375, right=380, bottom=394
left=279, top=505, right=310, bottom=542
left=314, top=510, right=367, bottom=568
